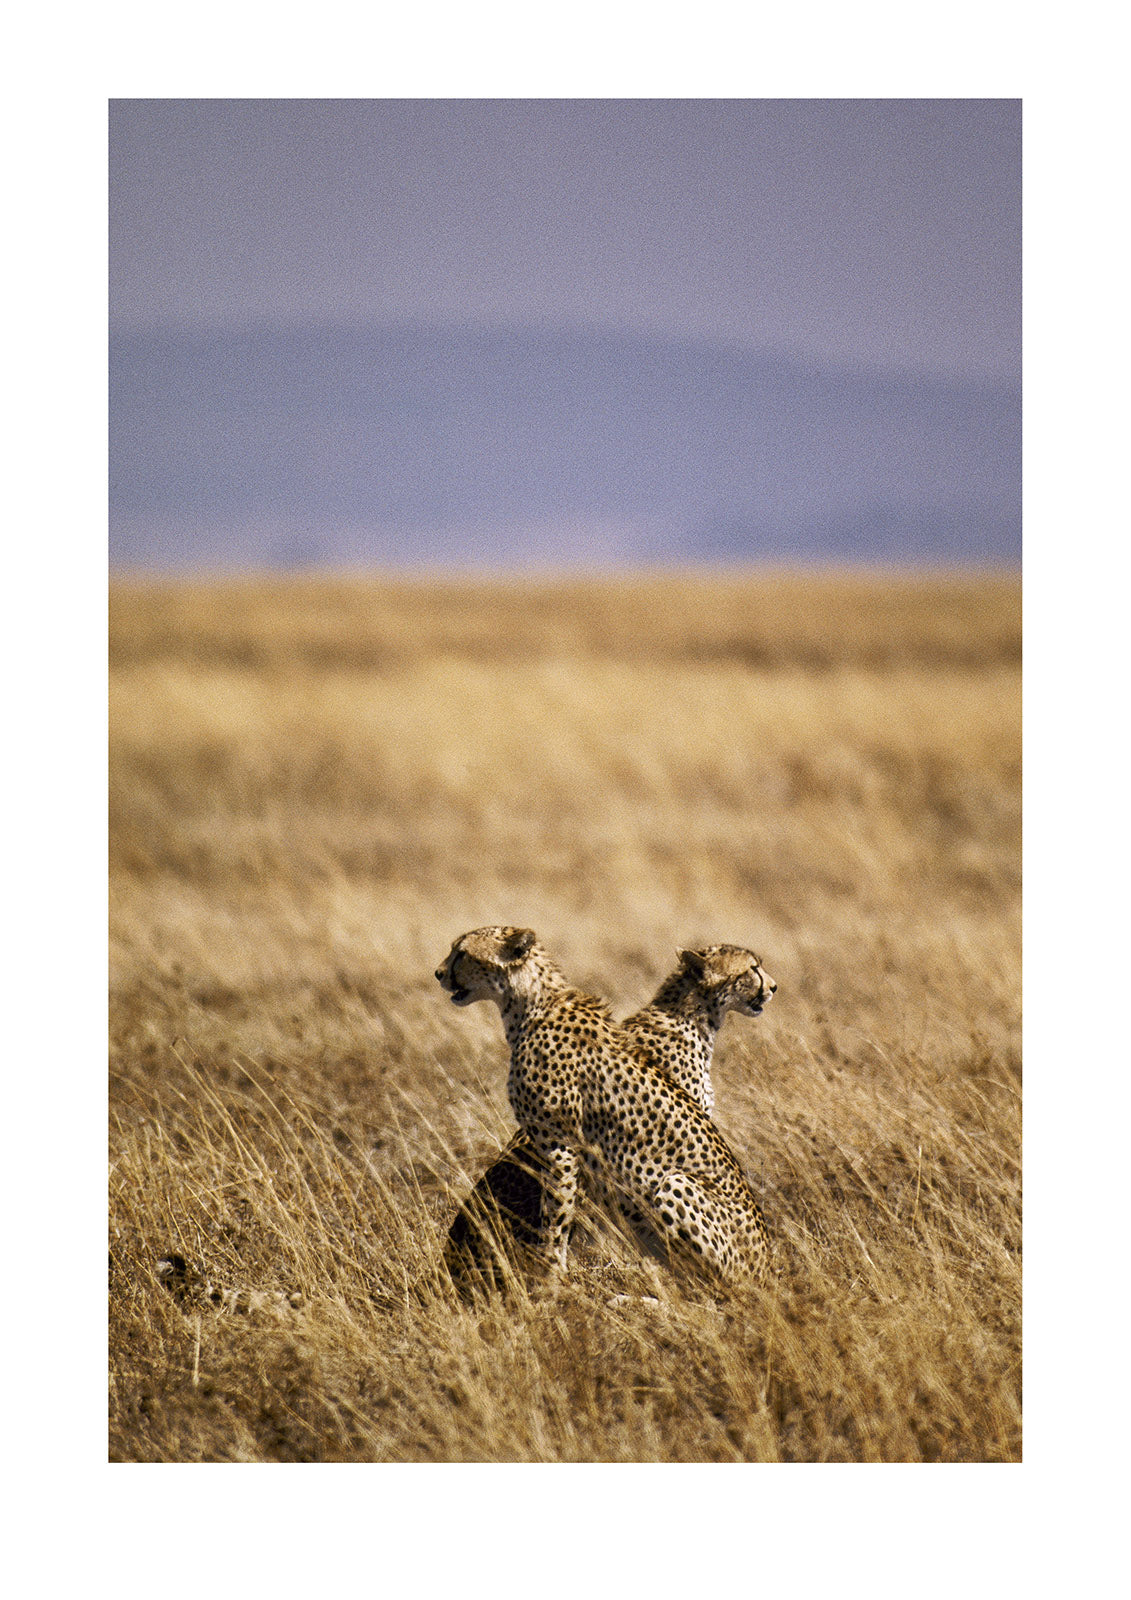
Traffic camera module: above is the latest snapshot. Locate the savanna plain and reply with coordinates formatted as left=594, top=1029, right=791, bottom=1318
left=109, top=571, right=1021, bottom=1462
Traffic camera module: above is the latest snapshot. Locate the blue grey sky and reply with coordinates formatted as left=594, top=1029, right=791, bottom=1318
left=109, top=99, right=1021, bottom=568
left=110, top=99, right=1020, bottom=383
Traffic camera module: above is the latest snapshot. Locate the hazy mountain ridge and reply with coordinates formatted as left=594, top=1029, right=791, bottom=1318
left=109, top=323, right=1020, bottom=568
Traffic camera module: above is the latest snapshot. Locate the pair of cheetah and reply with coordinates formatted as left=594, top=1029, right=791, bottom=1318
left=435, top=928, right=776, bottom=1292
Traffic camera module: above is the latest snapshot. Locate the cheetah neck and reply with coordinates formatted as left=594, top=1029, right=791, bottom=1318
left=497, top=955, right=572, bottom=1049
left=648, top=971, right=728, bottom=1046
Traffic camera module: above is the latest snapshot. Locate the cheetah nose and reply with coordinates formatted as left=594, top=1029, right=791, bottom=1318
left=434, top=967, right=445, bottom=982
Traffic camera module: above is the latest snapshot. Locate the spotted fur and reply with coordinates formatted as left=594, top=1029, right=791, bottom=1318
left=436, top=928, right=772, bottom=1289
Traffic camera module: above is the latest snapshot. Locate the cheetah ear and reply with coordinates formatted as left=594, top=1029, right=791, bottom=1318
left=678, top=948, right=707, bottom=978
left=502, top=928, right=536, bottom=964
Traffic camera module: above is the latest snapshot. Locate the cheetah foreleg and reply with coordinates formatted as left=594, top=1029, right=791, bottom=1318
left=532, top=1139, right=580, bottom=1272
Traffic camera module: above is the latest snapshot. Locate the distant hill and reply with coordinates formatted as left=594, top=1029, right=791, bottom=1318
left=109, top=323, right=1020, bottom=569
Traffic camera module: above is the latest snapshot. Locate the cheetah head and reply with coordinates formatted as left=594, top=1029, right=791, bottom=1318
left=435, top=926, right=538, bottom=1007
left=677, top=945, right=777, bottom=1016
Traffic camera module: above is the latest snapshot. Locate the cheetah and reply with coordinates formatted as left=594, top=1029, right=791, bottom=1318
left=444, top=944, right=776, bottom=1289
left=435, top=927, right=772, bottom=1288
left=155, top=1254, right=302, bottom=1319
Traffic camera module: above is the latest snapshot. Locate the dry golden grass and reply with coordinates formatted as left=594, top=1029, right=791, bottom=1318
left=109, top=570, right=1020, bottom=1462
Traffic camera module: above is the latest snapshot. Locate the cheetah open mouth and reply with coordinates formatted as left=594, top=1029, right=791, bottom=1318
left=447, top=983, right=474, bottom=1005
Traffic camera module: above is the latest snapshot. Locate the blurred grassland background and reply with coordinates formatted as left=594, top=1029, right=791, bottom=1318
left=109, top=570, right=1021, bottom=1462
